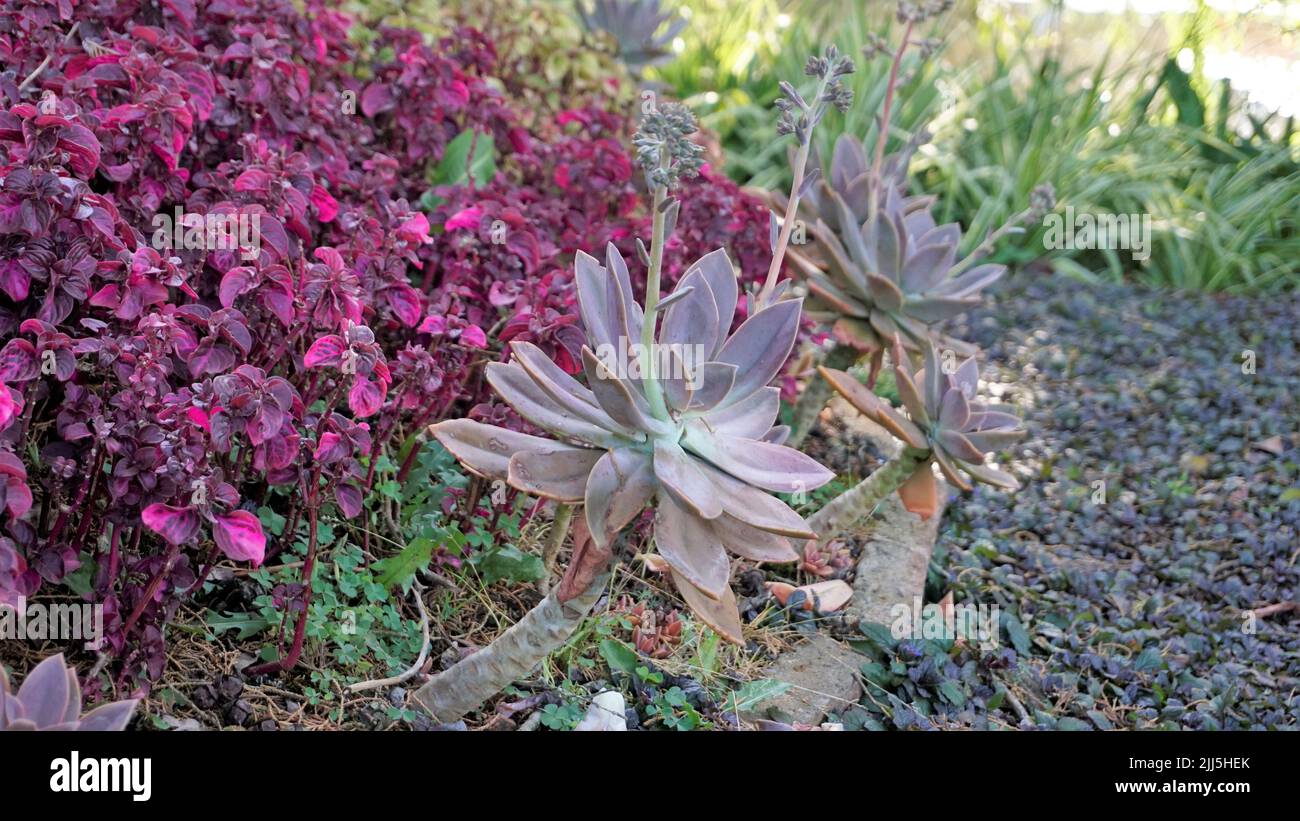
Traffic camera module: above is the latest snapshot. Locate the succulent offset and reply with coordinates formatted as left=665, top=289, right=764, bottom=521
left=1, top=653, right=138, bottom=731
left=575, top=0, right=687, bottom=71
left=431, top=244, right=834, bottom=643
left=782, top=134, right=1005, bottom=360
left=819, top=340, right=1025, bottom=518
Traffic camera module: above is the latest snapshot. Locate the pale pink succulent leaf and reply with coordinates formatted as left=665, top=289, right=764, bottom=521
left=711, top=513, right=799, bottom=563
left=507, top=447, right=603, bottom=503
left=654, top=492, right=730, bottom=601
left=584, top=449, right=656, bottom=548
left=714, top=298, right=802, bottom=405
left=429, top=419, right=565, bottom=481
left=652, top=439, right=724, bottom=519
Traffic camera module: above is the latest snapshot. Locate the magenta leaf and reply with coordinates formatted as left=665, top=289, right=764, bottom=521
left=212, top=510, right=266, bottom=566
left=141, top=503, right=201, bottom=546
left=304, top=334, right=346, bottom=368
left=348, top=377, right=386, bottom=418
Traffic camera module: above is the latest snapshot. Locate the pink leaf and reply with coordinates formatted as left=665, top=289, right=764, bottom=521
left=141, top=503, right=201, bottom=546
left=212, top=510, right=266, bottom=566
left=311, top=185, right=339, bottom=223
left=418, top=314, right=446, bottom=335
left=304, top=335, right=346, bottom=368
left=348, top=377, right=386, bottom=418
left=444, top=207, right=482, bottom=232
left=386, top=284, right=422, bottom=327
left=218, top=267, right=253, bottom=308
left=335, top=483, right=363, bottom=518
left=459, top=325, right=487, bottom=348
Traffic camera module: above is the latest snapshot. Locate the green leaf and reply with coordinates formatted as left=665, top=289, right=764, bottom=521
left=728, top=678, right=791, bottom=711
left=1002, top=612, right=1031, bottom=656
left=938, top=679, right=967, bottom=707
left=1133, top=646, right=1164, bottom=672
left=599, top=639, right=639, bottom=677
left=206, top=611, right=272, bottom=640
left=372, top=536, right=434, bottom=591
left=425, top=129, right=497, bottom=209
left=1056, top=717, right=1092, bottom=731
left=470, top=543, right=544, bottom=586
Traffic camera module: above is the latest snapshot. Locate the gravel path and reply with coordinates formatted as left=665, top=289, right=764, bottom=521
left=842, top=274, right=1299, bottom=730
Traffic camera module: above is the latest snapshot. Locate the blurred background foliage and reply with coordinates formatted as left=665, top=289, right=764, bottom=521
left=649, top=0, right=1299, bottom=293
left=358, top=0, right=1298, bottom=292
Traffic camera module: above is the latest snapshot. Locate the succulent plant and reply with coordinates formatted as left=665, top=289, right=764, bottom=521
left=1, top=653, right=139, bottom=731
left=575, top=0, right=687, bottom=72
left=785, top=133, right=1004, bottom=363
left=819, top=340, right=1025, bottom=519
left=431, top=244, right=834, bottom=642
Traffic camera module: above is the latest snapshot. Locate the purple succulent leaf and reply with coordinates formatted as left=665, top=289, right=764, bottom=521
left=696, top=386, right=780, bottom=439
left=681, top=361, right=737, bottom=412
left=761, top=424, right=791, bottom=445
left=584, top=449, right=656, bottom=549
left=937, top=429, right=985, bottom=463
left=952, top=357, right=981, bottom=400
left=932, top=263, right=1005, bottom=299
left=939, top=388, right=971, bottom=431
left=61, top=668, right=81, bottom=725
left=711, top=513, right=798, bottom=563
left=507, top=446, right=603, bottom=503
left=831, top=133, right=869, bottom=193
left=509, top=342, right=632, bottom=435
left=865, top=273, right=905, bottom=312
left=684, top=249, right=739, bottom=355
left=430, top=419, right=568, bottom=481
left=963, top=428, right=1026, bottom=453
left=682, top=427, right=835, bottom=494
left=693, top=460, right=816, bottom=539
left=579, top=348, right=670, bottom=437
left=659, top=268, right=719, bottom=353
left=485, top=361, right=627, bottom=447
left=962, top=461, right=1019, bottom=489
left=807, top=274, right=869, bottom=317
left=15, top=653, right=71, bottom=728
left=670, top=568, right=743, bottom=645
left=653, top=491, right=730, bottom=601
left=901, top=242, right=957, bottom=294
left=894, top=366, right=930, bottom=427
left=864, top=212, right=903, bottom=279
left=904, top=295, right=980, bottom=323
left=714, top=298, right=802, bottom=405
left=77, top=699, right=139, bottom=731
left=652, top=440, right=724, bottom=519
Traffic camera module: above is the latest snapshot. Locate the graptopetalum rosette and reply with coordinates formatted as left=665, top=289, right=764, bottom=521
left=429, top=243, right=835, bottom=643
left=807, top=340, right=1025, bottom=538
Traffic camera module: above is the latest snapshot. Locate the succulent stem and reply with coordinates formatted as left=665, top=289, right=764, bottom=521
left=540, top=502, right=573, bottom=584
left=412, top=568, right=611, bottom=724
left=786, top=343, right=860, bottom=447
left=807, top=446, right=929, bottom=544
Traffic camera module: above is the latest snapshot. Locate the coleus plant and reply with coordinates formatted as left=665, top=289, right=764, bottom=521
left=414, top=89, right=845, bottom=723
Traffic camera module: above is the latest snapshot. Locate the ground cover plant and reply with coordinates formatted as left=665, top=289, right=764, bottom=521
left=0, top=0, right=1294, bottom=733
